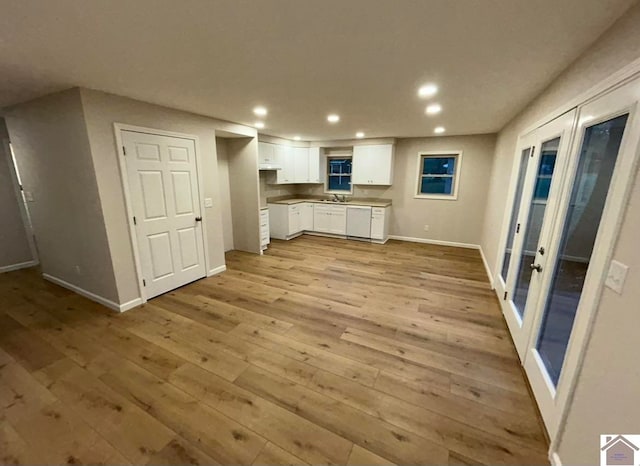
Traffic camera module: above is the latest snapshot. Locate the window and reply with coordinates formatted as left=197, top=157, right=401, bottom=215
left=415, top=152, right=462, bottom=199
left=327, top=157, right=352, bottom=192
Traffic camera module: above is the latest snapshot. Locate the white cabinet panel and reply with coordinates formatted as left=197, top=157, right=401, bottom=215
left=276, top=145, right=294, bottom=184
left=308, top=147, right=323, bottom=184
left=352, top=144, right=394, bottom=185
left=258, top=142, right=276, bottom=165
left=313, top=206, right=331, bottom=233
left=301, top=203, right=314, bottom=230
left=328, top=205, right=347, bottom=235
left=293, top=147, right=310, bottom=183
left=370, top=206, right=390, bottom=242
left=288, top=205, right=302, bottom=235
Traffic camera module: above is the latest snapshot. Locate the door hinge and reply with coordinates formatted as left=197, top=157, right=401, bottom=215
left=516, top=223, right=521, bottom=233
left=143, top=279, right=146, bottom=287
left=123, top=145, right=127, bottom=155
left=530, top=146, right=535, bottom=158
left=133, top=216, right=137, bottom=225
left=503, top=291, right=508, bottom=300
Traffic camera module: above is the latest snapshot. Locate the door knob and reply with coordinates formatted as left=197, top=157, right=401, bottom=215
left=195, top=216, right=202, bottom=222
left=530, top=263, right=542, bottom=273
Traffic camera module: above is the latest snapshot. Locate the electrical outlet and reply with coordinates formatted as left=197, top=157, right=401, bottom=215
left=605, top=260, right=628, bottom=294
left=75, top=265, right=81, bottom=275
left=423, top=225, right=430, bottom=232
left=204, top=198, right=213, bottom=208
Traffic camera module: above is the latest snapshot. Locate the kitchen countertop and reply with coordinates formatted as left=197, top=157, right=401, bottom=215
left=267, top=197, right=392, bottom=208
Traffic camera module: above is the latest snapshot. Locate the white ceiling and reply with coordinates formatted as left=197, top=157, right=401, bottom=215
left=0, top=0, right=635, bottom=140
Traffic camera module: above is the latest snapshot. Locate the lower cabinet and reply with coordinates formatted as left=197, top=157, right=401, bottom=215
left=313, top=205, right=346, bottom=235
left=269, top=202, right=389, bottom=242
left=371, top=206, right=390, bottom=242
left=260, top=209, right=270, bottom=250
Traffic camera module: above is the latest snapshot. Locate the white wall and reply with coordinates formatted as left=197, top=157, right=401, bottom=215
left=477, top=3, right=640, bottom=464
left=299, top=134, right=496, bottom=246
left=0, top=118, right=34, bottom=271
left=4, top=89, right=118, bottom=300
left=79, top=88, right=259, bottom=304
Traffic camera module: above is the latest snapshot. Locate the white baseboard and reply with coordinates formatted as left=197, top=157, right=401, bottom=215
left=119, top=297, right=143, bottom=313
left=550, top=451, right=562, bottom=466
left=207, top=265, right=227, bottom=277
left=478, top=246, right=495, bottom=289
left=43, top=273, right=121, bottom=312
left=387, top=236, right=495, bottom=286
left=0, top=260, right=38, bottom=274
left=388, top=235, right=479, bottom=249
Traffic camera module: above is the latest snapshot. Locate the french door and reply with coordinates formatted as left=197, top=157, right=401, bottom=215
left=497, top=110, right=577, bottom=358
left=497, top=77, right=640, bottom=439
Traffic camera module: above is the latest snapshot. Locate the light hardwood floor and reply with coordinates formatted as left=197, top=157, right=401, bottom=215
left=0, top=235, right=549, bottom=465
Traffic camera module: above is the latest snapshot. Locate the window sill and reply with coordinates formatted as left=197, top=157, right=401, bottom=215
left=414, top=194, right=458, bottom=201
left=325, top=190, right=354, bottom=195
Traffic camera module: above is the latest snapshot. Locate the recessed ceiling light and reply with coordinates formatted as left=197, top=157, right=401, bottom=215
left=425, top=104, right=442, bottom=115
left=327, top=114, right=340, bottom=123
left=418, top=84, right=438, bottom=98
left=355, top=132, right=365, bottom=139
left=254, top=122, right=265, bottom=129
left=434, top=126, right=446, bottom=134
left=293, top=136, right=301, bottom=141
left=253, top=106, right=268, bottom=116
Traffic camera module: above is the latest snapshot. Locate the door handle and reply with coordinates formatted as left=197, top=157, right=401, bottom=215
left=195, top=216, right=202, bottom=222
left=530, top=263, right=542, bottom=273
left=538, top=246, right=545, bottom=255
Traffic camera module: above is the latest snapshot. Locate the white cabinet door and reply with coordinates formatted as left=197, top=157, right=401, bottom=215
left=308, top=147, right=322, bottom=183
left=301, top=203, right=314, bottom=230
left=293, top=147, right=309, bottom=183
left=352, top=144, right=394, bottom=185
left=328, top=206, right=347, bottom=235
left=258, top=142, right=276, bottom=165
left=313, top=207, right=330, bottom=233
left=371, top=207, right=385, bottom=240
left=123, top=130, right=206, bottom=299
left=276, top=145, right=294, bottom=184
left=288, top=205, right=301, bottom=235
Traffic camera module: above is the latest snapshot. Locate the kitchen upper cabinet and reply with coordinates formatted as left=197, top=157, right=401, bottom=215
left=352, top=144, right=394, bottom=185
left=275, top=145, right=294, bottom=184
left=308, top=147, right=323, bottom=184
left=293, top=147, right=310, bottom=183
left=258, top=142, right=277, bottom=166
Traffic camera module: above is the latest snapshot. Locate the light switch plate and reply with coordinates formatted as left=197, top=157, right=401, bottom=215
left=24, top=191, right=34, bottom=202
left=605, top=260, right=628, bottom=294
left=204, top=198, right=213, bottom=208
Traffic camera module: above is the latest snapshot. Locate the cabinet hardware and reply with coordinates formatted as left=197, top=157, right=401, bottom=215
left=529, top=263, right=542, bottom=273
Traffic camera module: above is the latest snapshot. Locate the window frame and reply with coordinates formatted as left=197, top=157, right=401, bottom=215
left=414, top=150, right=463, bottom=200
left=325, top=155, right=353, bottom=194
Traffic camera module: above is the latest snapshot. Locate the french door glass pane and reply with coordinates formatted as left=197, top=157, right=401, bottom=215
left=501, top=147, right=532, bottom=281
left=537, top=114, right=628, bottom=385
left=512, top=137, right=560, bottom=317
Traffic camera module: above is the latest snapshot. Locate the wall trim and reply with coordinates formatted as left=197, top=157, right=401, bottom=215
left=119, top=297, right=143, bottom=313
left=550, top=451, right=562, bottom=466
left=479, top=246, right=495, bottom=289
left=388, top=235, right=479, bottom=249
left=0, top=260, right=38, bottom=274
left=43, top=273, right=120, bottom=312
left=207, top=265, right=227, bottom=277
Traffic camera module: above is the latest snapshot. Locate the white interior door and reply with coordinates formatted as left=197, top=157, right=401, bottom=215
left=523, top=78, right=640, bottom=438
left=499, top=110, right=577, bottom=359
left=123, top=130, right=206, bottom=299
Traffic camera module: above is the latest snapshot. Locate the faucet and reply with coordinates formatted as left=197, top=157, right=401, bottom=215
left=333, top=193, right=340, bottom=202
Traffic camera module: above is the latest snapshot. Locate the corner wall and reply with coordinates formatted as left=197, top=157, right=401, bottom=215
left=79, top=88, right=259, bottom=304
left=4, top=89, right=118, bottom=301
left=0, top=118, right=34, bottom=271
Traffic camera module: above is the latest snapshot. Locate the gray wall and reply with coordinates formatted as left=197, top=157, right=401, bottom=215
left=215, top=138, right=235, bottom=252
left=79, top=88, right=258, bottom=304
left=298, top=134, right=496, bottom=245
left=478, top=2, right=640, bottom=464
left=0, top=118, right=34, bottom=270
left=4, top=89, right=118, bottom=300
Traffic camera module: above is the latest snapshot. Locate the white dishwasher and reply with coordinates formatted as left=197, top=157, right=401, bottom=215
left=346, top=205, right=372, bottom=239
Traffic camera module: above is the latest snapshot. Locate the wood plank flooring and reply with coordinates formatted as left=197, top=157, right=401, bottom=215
left=0, top=235, right=549, bottom=465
